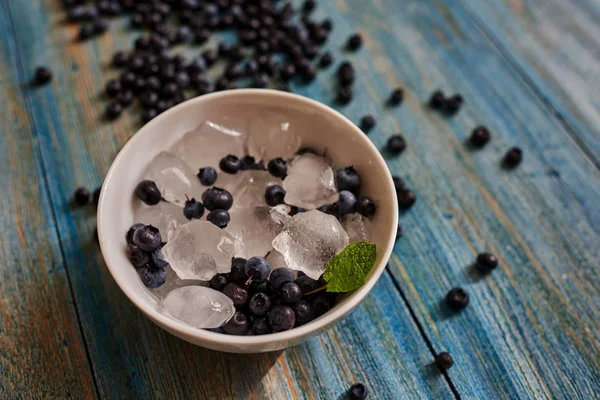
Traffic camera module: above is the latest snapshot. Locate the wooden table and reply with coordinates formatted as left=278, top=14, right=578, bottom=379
left=1, top=0, right=598, bottom=398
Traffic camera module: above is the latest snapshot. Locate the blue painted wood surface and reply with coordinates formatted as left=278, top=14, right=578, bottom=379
left=1, top=0, right=599, bottom=398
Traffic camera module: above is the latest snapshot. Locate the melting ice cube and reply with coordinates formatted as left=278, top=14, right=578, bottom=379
left=247, top=111, right=301, bottom=161
left=146, top=266, right=205, bottom=301
left=233, top=170, right=283, bottom=208
left=162, top=286, right=235, bottom=329
left=226, top=206, right=286, bottom=258
left=169, top=120, right=246, bottom=172
left=342, top=214, right=372, bottom=243
left=133, top=201, right=188, bottom=240
left=144, top=151, right=204, bottom=206
left=283, top=153, right=338, bottom=209
left=269, top=204, right=292, bottom=225
left=272, top=209, right=349, bottom=279
left=162, top=220, right=240, bottom=281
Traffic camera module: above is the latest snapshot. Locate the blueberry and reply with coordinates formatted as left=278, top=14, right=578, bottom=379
left=502, top=147, right=523, bottom=168
left=346, top=33, right=362, bottom=51
left=223, top=311, right=250, bottom=335
left=219, top=155, right=241, bottom=174
left=183, top=198, right=205, bottom=220
left=202, top=187, right=233, bottom=211
left=252, top=73, right=269, bottom=88
left=105, top=79, right=121, bottom=98
left=245, top=257, right=271, bottom=282
left=442, top=94, right=463, bottom=115
left=312, top=295, right=332, bottom=317
left=202, top=49, right=218, bottom=67
left=435, top=352, right=454, bottom=371
left=349, top=383, right=368, bottom=400
left=317, top=203, right=340, bottom=219
left=249, top=279, right=272, bottom=295
left=151, top=246, right=169, bottom=268
left=249, top=292, right=273, bottom=316
left=141, top=109, right=157, bottom=123
left=132, top=225, right=161, bottom=252
left=337, top=87, right=353, bottom=105
left=268, top=305, right=295, bottom=332
left=281, top=282, right=302, bottom=304
left=360, top=115, right=376, bottom=133
left=112, top=52, right=128, bottom=68
left=470, top=126, right=491, bottom=148
left=93, top=187, right=101, bottom=206
left=240, top=155, right=265, bottom=171
left=140, top=267, right=167, bottom=288
left=269, top=267, right=294, bottom=291
left=280, top=64, right=296, bottom=81
left=319, top=52, right=333, bottom=68
left=245, top=59, right=259, bottom=76
left=322, top=19, right=333, bottom=31
left=295, top=275, right=320, bottom=295
left=222, top=283, right=249, bottom=307
left=388, top=88, right=404, bottom=106
left=74, top=187, right=90, bottom=206
left=337, top=62, right=354, bottom=85
left=128, top=243, right=150, bottom=268
left=116, top=90, right=134, bottom=107
left=93, top=18, right=109, bottom=34
left=337, top=190, right=357, bottom=215
left=230, top=257, right=248, bottom=282
left=209, top=273, right=229, bottom=291
left=78, top=23, right=95, bottom=40
left=140, top=91, right=159, bottom=109
left=293, top=300, right=315, bottom=326
left=392, top=176, right=405, bottom=191
left=105, top=102, right=122, bottom=120
left=396, top=225, right=403, bottom=240
left=135, top=180, right=161, bottom=205
left=446, top=287, right=469, bottom=311
left=397, top=189, right=416, bottom=209
left=289, top=206, right=307, bottom=216
left=336, top=167, right=361, bottom=194
left=197, top=167, right=217, bottom=186
left=126, top=223, right=145, bottom=244
left=251, top=317, right=271, bottom=335
left=207, top=209, right=230, bottom=228
left=476, top=253, right=498, bottom=272
left=267, top=158, right=287, bottom=178
left=161, top=82, right=179, bottom=99
left=265, top=185, right=286, bottom=207
left=386, top=135, right=406, bottom=155
left=357, top=196, right=376, bottom=218
left=429, top=90, right=445, bottom=109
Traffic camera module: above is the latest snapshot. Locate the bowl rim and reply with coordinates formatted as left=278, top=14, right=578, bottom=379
left=98, top=89, right=398, bottom=347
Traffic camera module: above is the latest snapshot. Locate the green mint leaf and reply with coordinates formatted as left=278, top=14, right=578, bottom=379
left=323, top=242, right=377, bottom=293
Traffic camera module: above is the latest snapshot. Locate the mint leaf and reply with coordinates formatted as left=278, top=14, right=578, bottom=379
left=323, top=242, right=377, bottom=293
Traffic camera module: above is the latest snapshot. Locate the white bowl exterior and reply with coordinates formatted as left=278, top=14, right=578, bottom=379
left=98, top=89, right=398, bottom=353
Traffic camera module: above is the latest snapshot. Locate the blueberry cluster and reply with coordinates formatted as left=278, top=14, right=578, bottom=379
left=126, top=223, right=168, bottom=288
left=208, top=257, right=335, bottom=335
left=428, top=89, right=464, bottom=116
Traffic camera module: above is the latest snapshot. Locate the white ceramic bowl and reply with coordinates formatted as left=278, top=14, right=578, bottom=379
left=98, top=89, right=398, bottom=353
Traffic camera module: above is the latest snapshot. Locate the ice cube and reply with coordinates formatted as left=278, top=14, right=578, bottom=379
left=144, top=151, right=204, bottom=206
left=226, top=207, right=286, bottom=258
left=162, top=220, right=241, bottom=280
left=162, top=286, right=235, bottom=329
left=146, top=266, right=205, bottom=300
left=234, top=170, right=283, bottom=208
left=342, top=213, right=371, bottom=243
left=133, top=201, right=188, bottom=240
left=247, top=111, right=302, bottom=161
left=170, top=120, right=246, bottom=172
left=269, top=204, right=292, bottom=225
left=283, top=153, right=338, bottom=209
left=272, top=209, right=349, bottom=279
left=266, top=249, right=290, bottom=271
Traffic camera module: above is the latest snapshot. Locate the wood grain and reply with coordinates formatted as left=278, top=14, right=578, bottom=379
left=0, top=2, right=96, bottom=398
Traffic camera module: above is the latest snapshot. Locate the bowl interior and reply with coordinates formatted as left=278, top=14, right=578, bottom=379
left=98, top=89, right=398, bottom=351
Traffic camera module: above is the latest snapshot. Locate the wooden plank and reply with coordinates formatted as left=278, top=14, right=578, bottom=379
left=0, top=3, right=96, bottom=398
left=459, top=0, right=600, bottom=165
left=3, top=1, right=454, bottom=398
left=316, top=0, right=599, bottom=398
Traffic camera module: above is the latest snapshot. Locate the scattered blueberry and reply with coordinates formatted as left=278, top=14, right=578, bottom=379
left=135, top=180, right=161, bottom=205
left=386, top=135, right=406, bottom=155
left=397, top=189, right=416, bottom=209
left=476, top=253, right=498, bottom=272
left=140, top=267, right=167, bottom=288
left=357, top=196, right=376, bottom=218
left=183, top=198, right=205, bottom=220
left=151, top=246, right=169, bottom=268
left=442, top=94, right=463, bottom=116
left=105, top=79, right=121, bottom=97
left=74, top=187, right=90, bottom=206
left=392, top=176, right=405, bottom=191
left=209, top=273, right=229, bottom=291
left=219, top=155, right=241, bottom=174
left=197, top=167, right=218, bottom=186
left=336, top=167, right=361, bottom=194
left=318, top=52, right=333, bottom=68
left=349, top=383, right=368, bottom=400
left=360, top=115, right=376, bottom=133
left=222, top=283, right=249, bottom=307
left=281, top=282, right=303, bottom=304
left=503, top=147, right=523, bottom=168
left=396, top=225, right=403, bottom=240
left=265, top=185, right=286, bottom=207
left=249, top=292, right=272, bottom=316
left=141, top=108, right=157, bottom=123
left=230, top=258, right=248, bottom=282
left=293, top=300, right=315, bottom=326
left=251, top=317, right=271, bottom=335
left=207, top=209, right=230, bottom=228
left=388, top=88, right=404, bottom=106
left=223, top=311, right=250, bottom=335
left=346, top=33, right=362, bottom=51
left=244, top=257, right=271, bottom=282
left=132, top=225, right=162, bottom=252
left=435, top=352, right=454, bottom=371
left=128, top=243, right=150, bottom=268
left=112, top=52, right=128, bottom=68
left=337, top=87, right=353, bottom=105
left=338, top=190, right=357, bottom=215
left=268, top=305, right=296, bottom=332
left=202, top=187, right=233, bottom=211
left=116, top=90, right=134, bottom=107
left=429, top=90, right=445, bottom=109
left=446, top=287, right=469, bottom=311
left=267, top=158, right=287, bottom=179
left=105, top=102, right=123, bottom=120
left=93, top=187, right=101, bottom=206
left=470, top=126, right=491, bottom=148
left=269, top=267, right=295, bottom=291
